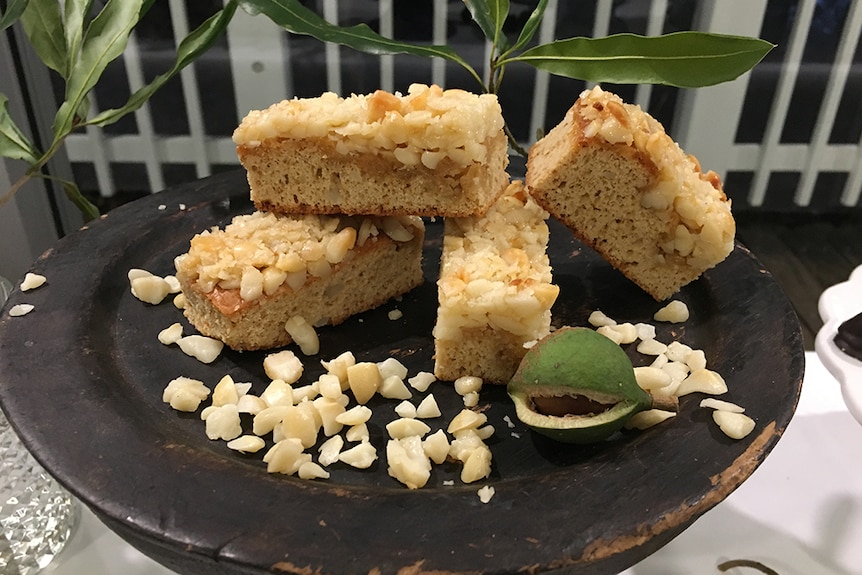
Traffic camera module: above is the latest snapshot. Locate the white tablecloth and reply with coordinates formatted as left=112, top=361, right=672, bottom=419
left=44, top=351, right=862, bottom=575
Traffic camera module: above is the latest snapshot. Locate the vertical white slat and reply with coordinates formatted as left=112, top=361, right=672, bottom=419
left=634, top=0, right=669, bottom=109
left=83, top=97, right=115, bottom=198
left=122, top=32, right=164, bottom=192
left=795, top=0, right=862, bottom=206
left=323, top=0, right=342, bottom=94
left=432, top=0, right=448, bottom=87
left=673, top=0, right=767, bottom=179
left=169, top=0, right=210, bottom=179
left=379, top=0, right=394, bottom=92
left=586, top=0, right=614, bottom=90
left=225, top=7, right=288, bottom=120
left=747, top=0, right=816, bottom=206
left=528, top=0, right=559, bottom=144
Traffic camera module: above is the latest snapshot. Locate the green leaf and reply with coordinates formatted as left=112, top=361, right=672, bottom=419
left=87, top=2, right=238, bottom=127
left=507, top=0, right=548, bottom=54
left=62, top=0, right=93, bottom=78
left=0, top=95, right=39, bottom=163
left=502, top=31, right=775, bottom=88
left=51, top=0, right=144, bottom=139
left=0, top=0, right=29, bottom=31
left=238, top=0, right=479, bottom=83
left=463, top=0, right=509, bottom=51
left=19, top=0, right=67, bottom=77
left=57, top=178, right=100, bottom=220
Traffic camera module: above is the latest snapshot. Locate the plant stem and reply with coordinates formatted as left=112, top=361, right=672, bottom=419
left=0, top=172, right=32, bottom=209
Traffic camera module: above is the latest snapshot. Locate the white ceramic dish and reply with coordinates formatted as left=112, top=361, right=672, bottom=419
left=815, top=264, right=862, bottom=426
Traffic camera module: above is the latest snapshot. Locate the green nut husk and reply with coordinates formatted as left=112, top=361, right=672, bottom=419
left=507, top=326, right=653, bottom=444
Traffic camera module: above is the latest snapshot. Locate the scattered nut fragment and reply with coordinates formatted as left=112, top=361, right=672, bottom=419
left=336, top=405, right=373, bottom=426
left=387, top=436, right=431, bottom=489
left=633, top=366, right=672, bottom=391
left=675, top=368, right=727, bottom=397
left=8, top=304, right=34, bottom=317
left=318, top=435, right=344, bottom=466
left=253, top=405, right=291, bottom=436
left=346, top=362, right=381, bottom=404
left=462, top=391, right=479, bottom=407
left=378, top=357, right=409, bottom=381
left=700, top=398, right=745, bottom=413
left=173, top=293, right=186, bottom=309
left=212, top=375, right=241, bottom=406
left=654, top=300, right=689, bottom=323
left=158, top=323, right=184, bottom=345
left=447, top=409, right=488, bottom=435
left=345, top=423, right=370, bottom=442
left=260, top=379, right=294, bottom=407
left=298, top=461, right=330, bottom=480
left=263, top=350, right=304, bottom=384
left=20, top=273, right=46, bottom=291
left=394, top=400, right=417, bottom=419
left=321, top=351, right=356, bottom=388
left=163, top=275, right=182, bottom=293
left=454, top=376, right=482, bottom=396
left=387, top=309, right=403, bottom=321
left=624, top=409, right=676, bottom=430
left=227, top=435, right=266, bottom=454
left=338, top=441, right=378, bottom=469
left=177, top=335, right=224, bottom=364
left=415, top=394, right=442, bottom=419
left=477, top=485, right=496, bottom=503
left=712, top=410, right=756, bottom=439
left=588, top=310, right=616, bottom=327
left=386, top=417, right=431, bottom=439
left=422, top=429, right=450, bottom=464
left=285, top=316, right=319, bottom=356
left=379, top=375, right=412, bottom=400
left=163, top=376, right=210, bottom=412
left=265, top=438, right=311, bottom=475
left=408, top=371, right=436, bottom=392
left=205, top=404, right=242, bottom=441
left=131, top=275, right=172, bottom=305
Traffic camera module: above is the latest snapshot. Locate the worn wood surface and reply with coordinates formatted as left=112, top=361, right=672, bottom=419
left=0, top=171, right=804, bottom=575
left=736, top=212, right=862, bottom=350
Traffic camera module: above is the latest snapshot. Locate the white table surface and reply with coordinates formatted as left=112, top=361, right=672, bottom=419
left=43, top=351, right=862, bottom=575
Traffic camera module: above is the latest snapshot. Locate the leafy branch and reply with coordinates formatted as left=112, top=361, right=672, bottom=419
left=1, top=0, right=774, bottom=220
left=238, top=0, right=774, bottom=156
left=0, top=0, right=237, bottom=219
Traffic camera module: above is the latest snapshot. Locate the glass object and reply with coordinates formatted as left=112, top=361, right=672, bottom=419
left=0, top=276, right=79, bottom=574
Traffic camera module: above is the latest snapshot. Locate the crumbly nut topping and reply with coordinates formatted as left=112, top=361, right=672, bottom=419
left=434, top=181, right=559, bottom=340
left=576, top=86, right=735, bottom=268
left=232, top=84, right=505, bottom=169
left=175, top=211, right=423, bottom=301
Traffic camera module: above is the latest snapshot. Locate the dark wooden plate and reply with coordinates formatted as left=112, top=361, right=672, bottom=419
left=0, top=170, right=804, bottom=575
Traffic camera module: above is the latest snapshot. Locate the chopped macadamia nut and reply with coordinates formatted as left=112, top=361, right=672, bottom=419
left=177, top=335, right=224, bottom=364
left=8, top=304, right=34, bottom=317
left=462, top=391, right=479, bottom=407
left=676, top=368, right=727, bottom=397
left=263, top=350, right=304, bottom=383
left=285, top=315, right=319, bottom=356
left=377, top=357, right=409, bottom=381
left=686, top=349, right=707, bottom=371
left=236, top=394, right=266, bottom=415
left=205, top=404, right=242, bottom=441
left=394, top=400, right=417, bottom=419
left=712, top=410, right=756, bottom=439
left=408, top=371, right=436, bottom=392
left=164, top=275, right=181, bottom=293
left=637, top=338, right=667, bottom=356
left=461, top=443, right=493, bottom=483
left=346, top=423, right=370, bottom=442
left=454, top=376, right=482, bottom=396
left=339, top=441, right=378, bottom=469
left=317, top=374, right=344, bottom=399
left=347, top=362, right=381, bottom=404
left=624, top=409, right=677, bottom=430
left=173, top=293, right=186, bottom=309
left=227, top=435, right=266, bottom=454
left=654, top=300, right=689, bottom=323
left=386, top=417, right=431, bottom=439
left=387, top=309, right=403, bottom=321
left=313, top=396, right=346, bottom=436
left=416, top=394, right=442, bottom=419
left=260, top=379, right=294, bottom=407
left=253, top=405, right=291, bottom=435
left=20, top=273, right=46, bottom=291
left=633, top=366, right=672, bottom=391
left=634, top=322, right=656, bottom=341
left=596, top=325, right=623, bottom=345
left=387, top=436, right=431, bottom=489
left=336, top=405, right=372, bottom=426
left=665, top=341, right=693, bottom=362
left=291, top=384, right=319, bottom=403
left=423, top=429, right=450, bottom=464
left=477, top=485, right=496, bottom=503
left=700, top=398, right=745, bottom=412
left=448, top=409, right=488, bottom=435
left=212, top=375, right=241, bottom=406
left=158, top=323, right=184, bottom=345
left=280, top=402, right=321, bottom=448
left=131, top=275, right=172, bottom=305
left=379, top=375, right=412, bottom=400
left=321, top=351, right=356, bottom=388
left=298, top=461, right=330, bottom=480
left=318, top=435, right=344, bottom=466
left=588, top=310, right=616, bottom=327
left=163, top=376, right=211, bottom=412
left=265, top=438, right=310, bottom=475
